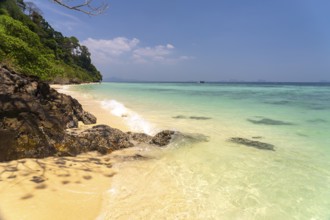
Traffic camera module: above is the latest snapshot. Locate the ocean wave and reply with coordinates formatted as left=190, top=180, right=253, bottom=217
left=101, top=99, right=154, bottom=135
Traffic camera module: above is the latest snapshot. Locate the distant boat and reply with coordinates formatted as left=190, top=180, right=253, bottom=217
left=198, top=81, right=205, bottom=83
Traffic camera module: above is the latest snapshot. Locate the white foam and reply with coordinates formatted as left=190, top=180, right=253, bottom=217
left=101, top=100, right=128, bottom=117
left=52, top=85, right=69, bottom=93
left=101, top=99, right=154, bottom=135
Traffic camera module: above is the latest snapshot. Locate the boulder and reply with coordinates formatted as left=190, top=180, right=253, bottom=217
left=150, top=130, right=175, bottom=146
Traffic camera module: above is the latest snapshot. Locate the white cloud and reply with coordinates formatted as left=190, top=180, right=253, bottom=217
left=166, top=44, right=175, bottom=49
left=82, top=37, right=139, bottom=64
left=132, top=44, right=175, bottom=63
left=82, top=37, right=191, bottom=65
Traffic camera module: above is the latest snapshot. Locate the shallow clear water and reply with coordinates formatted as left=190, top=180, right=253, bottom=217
left=70, top=82, right=330, bottom=219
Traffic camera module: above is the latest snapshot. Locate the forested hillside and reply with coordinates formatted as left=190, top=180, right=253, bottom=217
left=0, top=0, right=102, bottom=83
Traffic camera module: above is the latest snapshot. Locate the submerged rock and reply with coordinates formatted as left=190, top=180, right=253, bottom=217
left=172, top=115, right=186, bottom=119
left=127, top=132, right=152, bottom=144
left=128, top=130, right=209, bottom=148
left=229, top=137, right=275, bottom=151
left=171, top=132, right=209, bottom=146
left=189, top=116, right=211, bottom=120
left=247, top=118, right=294, bottom=126
left=151, top=131, right=209, bottom=147
left=264, top=100, right=290, bottom=105
left=172, top=115, right=212, bottom=120
left=306, top=119, right=328, bottom=123
left=115, top=154, right=151, bottom=161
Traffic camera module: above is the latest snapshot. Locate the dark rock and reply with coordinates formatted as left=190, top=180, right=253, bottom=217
left=306, top=119, right=328, bottom=123
left=30, top=176, right=46, bottom=183
left=264, top=100, right=290, bottom=105
left=309, top=105, right=327, bottom=110
left=229, top=137, right=275, bottom=151
left=0, top=67, right=97, bottom=161
left=129, top=130, right=207, bottom=148
left=127, top=132, right=152, bottom=144
left=296, top=133, right=308, bottom=137
left=77, top=125, right=133, bottom=153
left=116, top=154, right=151, bottom=161
left=0, top=66, right=176, bottom=162
left=173, top=115, right=186, bottom=119
left=172, top=115, right=212, bottom=120
left=81, top=111, right=97, bottom=124
left=150, top=130, right=175, bottom=146
left=247, top=118, right=294, bottom=126
left=189, top=116, right=211, bottom=120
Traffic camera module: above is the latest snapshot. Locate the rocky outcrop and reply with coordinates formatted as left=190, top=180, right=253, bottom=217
left=54, top=125, right=135, bottom=157
left=0, top=66, right=176, bottom=162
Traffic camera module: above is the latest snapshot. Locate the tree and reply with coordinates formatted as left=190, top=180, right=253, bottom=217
left=52, top=0, right=108, bottom=15
left=0, top=0, right=103, bottom=82
left=25, top=2, right=42, bottom=17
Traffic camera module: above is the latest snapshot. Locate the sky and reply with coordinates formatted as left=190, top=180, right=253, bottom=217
left=30, top=0, right=330, bottom=82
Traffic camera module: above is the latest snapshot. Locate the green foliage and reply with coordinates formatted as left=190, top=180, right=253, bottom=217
left=0, top=8, right=9, bottom=15
left=0, top=15, right=40, bottom=47
left=0, top=0, right=102, bottom=82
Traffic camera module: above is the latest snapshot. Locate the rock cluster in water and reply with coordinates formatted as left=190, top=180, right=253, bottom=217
left=0, top=67, right=175, bottom=162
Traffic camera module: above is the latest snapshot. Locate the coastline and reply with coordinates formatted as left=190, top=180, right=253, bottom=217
left=0, top=84, right=130, bottom=220
left=51, top=84, right=130, bottom=132
left=2, top=81, right=330, bottom=218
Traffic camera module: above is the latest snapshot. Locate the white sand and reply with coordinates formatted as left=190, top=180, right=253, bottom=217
left=0, top=153, right=116, bottom=220
left=0, top=85, right=132, bottom=220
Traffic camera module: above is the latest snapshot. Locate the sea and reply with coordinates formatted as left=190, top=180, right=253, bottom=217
left=68, top=82, right=330, bottom=220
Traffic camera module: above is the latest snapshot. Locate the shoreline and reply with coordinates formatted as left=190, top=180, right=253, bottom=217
left=0, top=84, right=133, bottom=220
left=51, top=84, right=130, bottom=132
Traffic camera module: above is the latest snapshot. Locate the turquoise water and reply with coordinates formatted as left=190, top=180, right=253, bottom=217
left=70, top=83, right=330, bottom=219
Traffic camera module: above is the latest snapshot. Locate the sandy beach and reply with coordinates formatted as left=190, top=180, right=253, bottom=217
left=0, top=85, right=130, bottom=220
left=0, top=153, right=115, bottom=220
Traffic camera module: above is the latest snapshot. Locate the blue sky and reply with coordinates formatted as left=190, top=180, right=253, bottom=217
left=31, top=0, right=330, bottom=82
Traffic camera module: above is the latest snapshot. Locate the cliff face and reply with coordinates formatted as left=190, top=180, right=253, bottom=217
left=0, top=67, right=175, bottom=162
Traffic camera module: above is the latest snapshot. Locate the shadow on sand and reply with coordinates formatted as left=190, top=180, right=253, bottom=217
left=0, top=154, right=120, bottom=201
